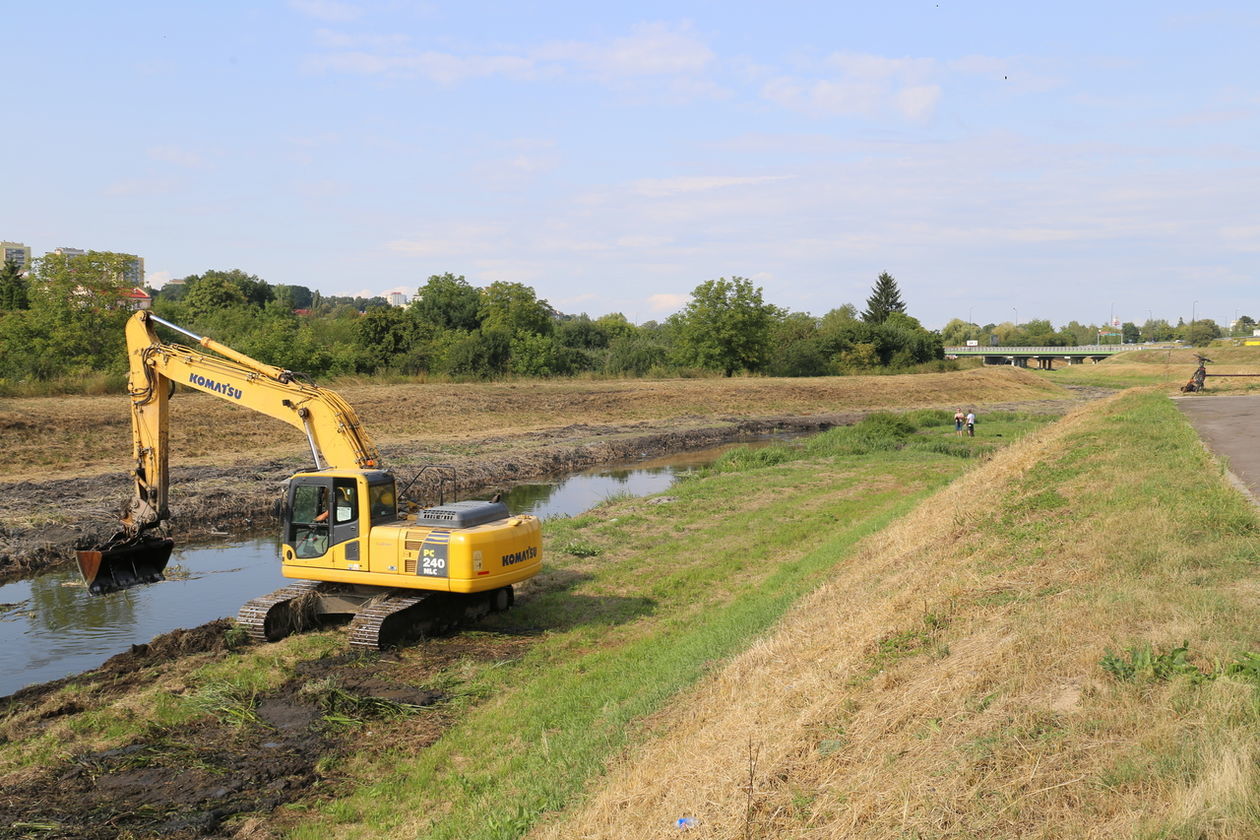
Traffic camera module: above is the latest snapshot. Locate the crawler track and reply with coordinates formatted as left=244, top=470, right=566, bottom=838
left=238, top=582, right=512, bottom=649
left=237, top=580, right=324, bottom=643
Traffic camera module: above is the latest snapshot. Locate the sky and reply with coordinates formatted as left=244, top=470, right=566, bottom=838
left=2, top=2, right=1257, bottom=330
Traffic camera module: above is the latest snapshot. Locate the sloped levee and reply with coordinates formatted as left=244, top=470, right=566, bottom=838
left=531, top=391, right=1260, bottom=840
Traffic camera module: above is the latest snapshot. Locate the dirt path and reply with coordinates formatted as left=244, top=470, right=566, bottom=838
left=1176, top=394, right=1260, bottom=503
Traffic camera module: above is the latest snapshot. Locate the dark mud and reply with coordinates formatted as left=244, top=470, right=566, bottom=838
left=0, top=622, right=532, bottom=839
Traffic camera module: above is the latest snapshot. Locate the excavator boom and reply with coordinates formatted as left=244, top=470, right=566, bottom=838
left=78, top=310, right=382, bottom=592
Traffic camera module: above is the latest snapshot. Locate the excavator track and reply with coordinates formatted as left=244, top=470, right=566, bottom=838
left=346, top=591, right=441, bottom=650
left=237, top=582, right=515, bottom=649
left=236, top=579, right=325, bottom=643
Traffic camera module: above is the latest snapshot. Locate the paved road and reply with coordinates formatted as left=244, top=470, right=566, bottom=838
left=1176, top=395, right=1260, bottom=503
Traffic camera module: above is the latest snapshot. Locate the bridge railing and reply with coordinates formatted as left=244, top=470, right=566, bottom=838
left=944, top=345, right=1119, bottom=354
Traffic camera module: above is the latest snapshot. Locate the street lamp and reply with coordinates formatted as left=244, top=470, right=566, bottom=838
left=1192, top=300, right=1198, bottom=326
left=1012, top=307, right=1018, bottom=327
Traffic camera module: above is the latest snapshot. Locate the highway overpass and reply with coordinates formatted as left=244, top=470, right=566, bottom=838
left=944, top=344, right=1123, bottom=369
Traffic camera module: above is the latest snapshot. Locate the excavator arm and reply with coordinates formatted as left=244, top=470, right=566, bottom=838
left=79, top=310, right=384, bottom=593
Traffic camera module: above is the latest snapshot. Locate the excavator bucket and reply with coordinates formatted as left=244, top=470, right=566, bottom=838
left=76, top=533, right=174, bottom=595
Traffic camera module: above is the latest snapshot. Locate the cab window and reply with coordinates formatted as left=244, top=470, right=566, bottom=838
left=291, top=484, right=329, bottom=558
left=369, top=482, right=397, bottom=521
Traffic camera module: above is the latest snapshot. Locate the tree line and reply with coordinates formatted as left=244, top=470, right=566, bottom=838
left=0, top=257, right=948, bottom=389
left=941, top=314, right=1249, bottom=348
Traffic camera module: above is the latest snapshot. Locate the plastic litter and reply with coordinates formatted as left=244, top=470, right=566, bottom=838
left=676, top=817, right=696, bottom=829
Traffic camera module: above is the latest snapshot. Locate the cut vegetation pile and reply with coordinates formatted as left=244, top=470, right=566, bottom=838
left=531, top=390, right=1260, bottom=840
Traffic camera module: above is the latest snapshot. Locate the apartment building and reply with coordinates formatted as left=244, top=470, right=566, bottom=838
left=1, top=241, right=31, bottom=271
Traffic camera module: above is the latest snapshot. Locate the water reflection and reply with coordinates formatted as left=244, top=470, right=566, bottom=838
left=0, top=539, right=283, bottom=696
left=1, top=433, right=799, bottom=695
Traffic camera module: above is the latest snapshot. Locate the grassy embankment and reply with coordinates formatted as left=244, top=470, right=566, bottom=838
left=0, top=411, right=1049, bottom=836
left=1038, top=345, right=1260, bottom=392
left=533, top=390, right=1260, bottom=840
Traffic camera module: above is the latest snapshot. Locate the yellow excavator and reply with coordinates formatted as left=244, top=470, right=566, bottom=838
left=77, top=310, right=542, bottom=648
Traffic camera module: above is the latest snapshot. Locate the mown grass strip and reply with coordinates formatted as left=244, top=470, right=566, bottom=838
left=289, top=413, right=1052, bottom=839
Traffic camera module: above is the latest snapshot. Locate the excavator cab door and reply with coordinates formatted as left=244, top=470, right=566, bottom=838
left=286, top=477, right=360, bottom=561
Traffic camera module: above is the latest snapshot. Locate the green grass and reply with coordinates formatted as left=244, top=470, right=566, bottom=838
left=287, top=412, right=1055, bottom=840
left=707, top=409, right=1047, bottom=472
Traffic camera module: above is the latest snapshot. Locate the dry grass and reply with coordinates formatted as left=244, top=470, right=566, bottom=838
left=528, top=391, right=1260, bottom=840
left=0, top=368, right=1065, bottom=481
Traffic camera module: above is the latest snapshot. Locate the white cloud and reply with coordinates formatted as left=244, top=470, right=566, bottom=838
left=147, top=145, right=203, bottom=167
left=305, top=20, right=716, bottom=94
left=895, top=84, right=942, bottom=120
left=289, top=0, right=361, bottom=22
left=630, top=174, right=791, bottom=198
left=309, top=50, right=535, bottom=83
left=648, top=293, right=688, bottom=312
left=1220, top=225, right=1260, bottom=251
left=824, top=52, right=936, bottom=82
left=312, top=28, right=410, bottom=49
left=147, top=270, right=173, bottom=288
left=104, top=178, right=175, bottom=197
left=536, top=22, right=713, bottom=78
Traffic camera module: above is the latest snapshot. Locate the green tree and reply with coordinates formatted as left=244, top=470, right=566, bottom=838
left=479, top=282, right=554, bottom=336
left=23, top=252, right=138, bottom=375
left=1121, top=322, right=1140, bottom=344
left=673, top=276, right=782, bottom=376
left=509, top=333, right=561, bottom=375
left=1140, top=319, right=1174, bottom=342
left=273, top=284, right=314, bottom=310
left=940, top=318, right=979, bottom=346
left=0, top=260, right=29, bottom=310
left=444, top=328, right=511, bottom=377
left=605, top=334, right=666, bottom=375
left=1231, top=315, right=1255, bottom=337
left=765, top=311, right=828, bottom=377
left=355, top=306, right=424, bottom=369
left=182, top=269, right=272, bottom=308
left=183, top=273, right=248, bottom=319
left=555, top=314, right=610, bottom=349
left=860, top=272, right=906, bottom=324
left=1185, top=319, right=1221, bottom=346
left=412, top=273, right=482, bottom=331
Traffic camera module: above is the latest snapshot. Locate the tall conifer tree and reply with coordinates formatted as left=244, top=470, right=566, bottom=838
left=861, top=271, right=906, bottom=324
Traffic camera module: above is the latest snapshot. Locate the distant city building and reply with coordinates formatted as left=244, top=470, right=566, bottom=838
left=387, top=291, right=408, bottom=307
left=49, top=247, right=145, bottom=287
left=1, top=241, right=31, bottom=272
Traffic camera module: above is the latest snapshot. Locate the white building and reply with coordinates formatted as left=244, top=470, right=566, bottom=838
left=388, top=291, right=409, bottom=307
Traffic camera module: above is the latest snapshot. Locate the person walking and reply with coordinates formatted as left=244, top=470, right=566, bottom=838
left=954, top=408, right=965, bottom=437
left=965, top=409, right=976, bottom=437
